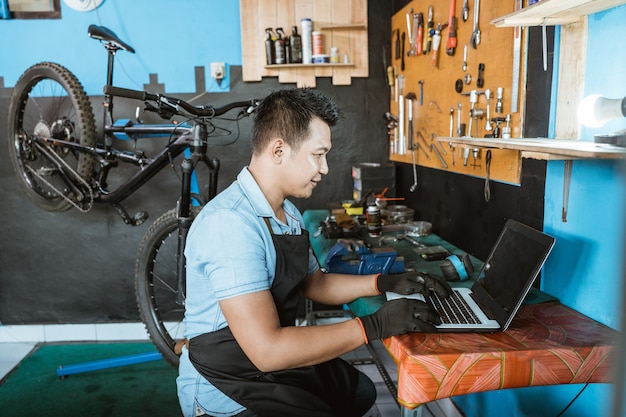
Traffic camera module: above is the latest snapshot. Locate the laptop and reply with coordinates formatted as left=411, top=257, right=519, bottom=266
left=386, top=219, right=555, bottom=332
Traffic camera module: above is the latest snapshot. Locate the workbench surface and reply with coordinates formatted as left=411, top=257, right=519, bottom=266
left=303, top=210, right=617, bottom=409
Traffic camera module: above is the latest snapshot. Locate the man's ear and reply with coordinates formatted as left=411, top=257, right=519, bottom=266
left=270, top=138, right=286, bottom=163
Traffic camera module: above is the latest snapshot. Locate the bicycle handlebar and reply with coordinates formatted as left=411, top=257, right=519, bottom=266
left=103, top=85, right=259, bottom=117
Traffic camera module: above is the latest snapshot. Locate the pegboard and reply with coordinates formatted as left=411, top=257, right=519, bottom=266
left=388, top=0, right=527, bottom=184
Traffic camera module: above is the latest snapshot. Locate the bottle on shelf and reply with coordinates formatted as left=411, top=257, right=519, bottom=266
left=289, top=25, right=302, bottom=63
left=265, top=27, right=275, bottom=65
left=330, top=46, right=339, bottom=63
left=274, top=27, right=286, bottom=64
left=284, top=31, right=291, bottom=64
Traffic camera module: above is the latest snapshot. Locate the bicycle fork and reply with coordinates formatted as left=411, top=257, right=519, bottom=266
left=175, top=123, right=220, bottom=305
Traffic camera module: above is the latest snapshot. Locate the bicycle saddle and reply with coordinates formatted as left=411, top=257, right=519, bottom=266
left=88, top=24, right=135, bottom=53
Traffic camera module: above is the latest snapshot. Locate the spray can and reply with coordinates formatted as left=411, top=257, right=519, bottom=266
left=274, top=27, right=286, bottom=64
left=301, top=18, right=313, bottom=64
left=366, top=205, right=382, bottom=237
left=290, top=26, right=302, bottom=63
left=265, top=28, right=275, bottom=65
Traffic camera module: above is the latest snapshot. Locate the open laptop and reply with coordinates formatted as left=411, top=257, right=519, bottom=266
left=387, top=219, right=555, bottom=332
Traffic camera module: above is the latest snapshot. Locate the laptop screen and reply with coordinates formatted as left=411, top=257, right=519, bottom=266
left=472, top=219, right=555, bottom=328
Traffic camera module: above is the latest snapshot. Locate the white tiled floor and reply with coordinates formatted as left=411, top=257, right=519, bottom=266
left=0, top=342, right=36, bottom=382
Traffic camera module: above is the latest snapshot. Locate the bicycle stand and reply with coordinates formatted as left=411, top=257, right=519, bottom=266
left=56, top=351, right=163, bottom=378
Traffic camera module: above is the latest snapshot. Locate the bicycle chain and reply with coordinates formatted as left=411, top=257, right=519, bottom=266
left=25, top=152, right=95, bottom=213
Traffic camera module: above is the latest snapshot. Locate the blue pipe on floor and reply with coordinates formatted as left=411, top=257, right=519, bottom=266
left=56, top=351, right=163, bottom=377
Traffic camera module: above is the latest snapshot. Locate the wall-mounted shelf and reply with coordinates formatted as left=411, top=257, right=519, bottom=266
left=491, top=0, right=626, bottom=27
left=318, top=24, right=367, bottom=30
left=265, top=63, right=354, bottom=69
left=439, top=137, right=626, bottom=160
left=240, top=0, right=368, bottom=87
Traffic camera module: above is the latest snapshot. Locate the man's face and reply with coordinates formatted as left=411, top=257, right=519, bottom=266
left=282, top=117, right=332, bottom=199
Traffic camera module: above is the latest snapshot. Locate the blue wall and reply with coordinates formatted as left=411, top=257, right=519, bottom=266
left=0, top=0, right=241, bottom=93
left=455, top=5, right=626, bottom=417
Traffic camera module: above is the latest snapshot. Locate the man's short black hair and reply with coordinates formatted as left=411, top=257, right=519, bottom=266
left=251, top=88, right=340, bottom=155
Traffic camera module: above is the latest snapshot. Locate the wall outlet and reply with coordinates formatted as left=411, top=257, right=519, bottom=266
left=210, top=62, right=225, bottom=80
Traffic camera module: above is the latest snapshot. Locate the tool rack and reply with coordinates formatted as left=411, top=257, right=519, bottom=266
left=389, top=0, right=626, bottom=187
left=389, top=0, right=526, bottom=184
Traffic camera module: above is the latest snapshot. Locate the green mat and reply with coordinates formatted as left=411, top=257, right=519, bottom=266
left=0, top=342, right=180, bottom=417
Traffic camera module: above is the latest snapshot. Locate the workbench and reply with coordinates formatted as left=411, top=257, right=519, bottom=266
left=303, top=210, right=617, bottom=414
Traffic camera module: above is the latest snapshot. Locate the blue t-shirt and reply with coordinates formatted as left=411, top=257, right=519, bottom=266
left=177, top=167, right=320, bottom=417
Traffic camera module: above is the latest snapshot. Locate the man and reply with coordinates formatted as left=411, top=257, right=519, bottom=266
left=177, top=88, right=451, bottom=417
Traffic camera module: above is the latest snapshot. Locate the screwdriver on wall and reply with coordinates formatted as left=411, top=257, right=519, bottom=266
left=431, top=23, right=447, bottom=68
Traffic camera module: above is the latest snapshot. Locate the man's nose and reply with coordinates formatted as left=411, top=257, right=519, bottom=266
left=320, top=155, right=329, bottom=175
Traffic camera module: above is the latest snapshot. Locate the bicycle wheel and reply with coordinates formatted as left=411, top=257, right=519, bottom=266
left=7, top=62, right=97, bottom=212
left=135, top=207, right=200, bottom=367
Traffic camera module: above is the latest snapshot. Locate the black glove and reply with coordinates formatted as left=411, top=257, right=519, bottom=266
left=359, top=298, right=441, bottom=341
left=377, top=271, right=452, bottom=298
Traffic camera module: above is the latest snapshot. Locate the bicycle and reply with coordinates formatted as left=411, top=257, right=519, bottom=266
left=7, top=24, right=259, bottom=366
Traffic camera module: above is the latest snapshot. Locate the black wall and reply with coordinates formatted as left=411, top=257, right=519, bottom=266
left=0, top=2, right=552, bottom=324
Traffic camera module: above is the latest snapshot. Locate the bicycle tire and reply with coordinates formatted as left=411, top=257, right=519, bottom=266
left=7, top=62, right=97, bottom=212
left=135, top=207, right=200, bottom=367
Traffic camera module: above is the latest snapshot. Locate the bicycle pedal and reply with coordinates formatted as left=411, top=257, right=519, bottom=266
left=133, top=211, right=149, bottom=225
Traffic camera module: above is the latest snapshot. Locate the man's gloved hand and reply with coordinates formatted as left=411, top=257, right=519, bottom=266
left=377, top=271, right=452, bottom=298
left=358, top=298, right=441, bottom=342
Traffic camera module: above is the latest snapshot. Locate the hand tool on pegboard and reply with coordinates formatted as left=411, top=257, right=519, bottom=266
left=470, top=0, right=481, bottom=49
left=394, top=29, right=401, bottom=60
left=462, top=0, right=469, bottom=22
left=398, top=75, right=406, bottom=155
left=462, top=44, right=468, bottom=71
left=414, top=12, right=424, bottom=56
left=446, top=0, right=457, bottom=56
left=406, top=8, right=414, bottom=55
left=406, top=92, right=419, bottom=192
left=401, top=31, right=406, bottom=71
left=431, top=143, right=448, bottom=169
left=484, top=89, right=493, bottom=132
left=431, top=23, right=448, bottom=68
left=484, top=150, right=492, bottom=202
left=418, top=80, right=424, bottom=105
left=424, top=6, right=434, bottom=54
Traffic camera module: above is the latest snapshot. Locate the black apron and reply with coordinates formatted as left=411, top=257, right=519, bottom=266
left=189, top=218, right=360, bottom=417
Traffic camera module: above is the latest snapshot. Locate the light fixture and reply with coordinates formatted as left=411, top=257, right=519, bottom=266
left=577, top=94, right=626, bottom=128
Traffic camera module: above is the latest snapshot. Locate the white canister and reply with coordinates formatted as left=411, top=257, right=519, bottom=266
left=301, top=18, right=313, bottom=64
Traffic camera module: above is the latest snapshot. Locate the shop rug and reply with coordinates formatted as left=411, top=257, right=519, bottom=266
left=0, top=342, right=180, bottom=417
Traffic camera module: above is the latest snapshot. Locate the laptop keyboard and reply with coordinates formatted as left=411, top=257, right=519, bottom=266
left=430, top=289, right=481, bottom=324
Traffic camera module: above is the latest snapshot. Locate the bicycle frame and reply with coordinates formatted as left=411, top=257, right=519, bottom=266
left=35, top=25, right=244, bottom=223
left=40, top=123, right=197, bottom=203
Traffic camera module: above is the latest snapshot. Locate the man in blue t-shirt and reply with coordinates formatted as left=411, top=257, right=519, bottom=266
left=177, top=88, right=451, bottom=417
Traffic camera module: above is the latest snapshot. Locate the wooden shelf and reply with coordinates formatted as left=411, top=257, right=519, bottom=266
left=318, top=24, right=367, bottom=30
left=439, top=137, right=626, bottom=160
left=240, top=0, right=368, bottom=87
left=265, top=63, right=354, bottom=69
left=491, top=0, right=626, bottom=27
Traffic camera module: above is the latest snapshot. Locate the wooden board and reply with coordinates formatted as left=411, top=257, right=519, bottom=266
left=389, top=0, right=526, bottom=184
left=443, top=137, right=626, bottom=159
